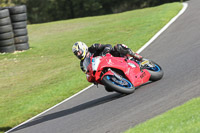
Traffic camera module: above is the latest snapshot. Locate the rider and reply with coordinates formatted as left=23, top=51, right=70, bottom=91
left=72, top=41, right=143, bottom=73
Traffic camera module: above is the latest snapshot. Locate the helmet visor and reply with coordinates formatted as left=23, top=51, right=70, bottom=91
left=74, top=49, right=84, bottom=60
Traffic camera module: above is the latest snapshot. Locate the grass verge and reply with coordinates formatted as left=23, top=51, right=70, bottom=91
left=125, top=97, right=200, bottom=133
left=0, top=3, right=182, bottom=132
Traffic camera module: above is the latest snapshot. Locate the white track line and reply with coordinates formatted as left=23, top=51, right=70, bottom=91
left=5, top=85, right=94, bottom=133
left=137, top=3, right=188, bottom=54
left=5, top=3, right=188, bottom=133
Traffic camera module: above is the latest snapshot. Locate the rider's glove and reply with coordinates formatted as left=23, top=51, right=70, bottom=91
left=133, top=53, right=143, bottom=61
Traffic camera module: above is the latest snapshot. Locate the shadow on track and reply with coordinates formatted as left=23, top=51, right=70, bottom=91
left=11, top=93, right=126, bottom=132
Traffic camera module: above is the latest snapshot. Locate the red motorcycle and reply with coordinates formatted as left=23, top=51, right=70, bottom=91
left=83, top=53, right=163, bottom=94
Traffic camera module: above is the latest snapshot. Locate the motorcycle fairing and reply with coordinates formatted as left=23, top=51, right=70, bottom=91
left=94, top=54, right=151, bottom=87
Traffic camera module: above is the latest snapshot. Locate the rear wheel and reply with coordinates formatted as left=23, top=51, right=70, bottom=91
left=102, top=74, right=135, bottom=94
left=105, top=86, right=114, bottom=92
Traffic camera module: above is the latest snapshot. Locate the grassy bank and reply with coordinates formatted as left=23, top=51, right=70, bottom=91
left=0, top=3, right=182, bottom=132
left=125, top=97, right=200, bottom=133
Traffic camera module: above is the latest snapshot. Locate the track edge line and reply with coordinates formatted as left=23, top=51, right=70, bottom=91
left=137, top=3, right=188, bottom=54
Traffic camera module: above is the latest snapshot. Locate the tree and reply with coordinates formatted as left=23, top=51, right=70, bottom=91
left=0, top=0, right=15, bottom=7
left=0, top=0, right=185, bottom=24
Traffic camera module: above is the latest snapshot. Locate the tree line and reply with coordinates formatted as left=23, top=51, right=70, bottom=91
left=0, top=0, right=184, bottom=24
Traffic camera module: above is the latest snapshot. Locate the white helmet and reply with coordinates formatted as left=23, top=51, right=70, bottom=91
left=72, top=41, right=88, bottom=60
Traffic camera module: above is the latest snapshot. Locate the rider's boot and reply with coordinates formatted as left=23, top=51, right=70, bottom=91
left=112, top=44, right=143, bottom=61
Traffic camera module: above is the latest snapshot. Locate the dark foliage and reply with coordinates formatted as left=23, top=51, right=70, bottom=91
left=0, top=0, right=185, bottom=24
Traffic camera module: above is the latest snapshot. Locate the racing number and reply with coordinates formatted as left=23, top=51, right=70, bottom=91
left=140, top=72, right=146, bottom=79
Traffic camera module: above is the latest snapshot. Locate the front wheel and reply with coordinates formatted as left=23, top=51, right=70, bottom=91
left=102, top=74, right=135, bottom=94
left=145, top=61, right=164, bottom=81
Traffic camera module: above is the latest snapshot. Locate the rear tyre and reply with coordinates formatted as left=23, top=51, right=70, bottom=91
left=105, top=87, right=114, bottom=92
left=102, top=75, right=135, bottom=94
left=146, top=61, right=164, bottom=81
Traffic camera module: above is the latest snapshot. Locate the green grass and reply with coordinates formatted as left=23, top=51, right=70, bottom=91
left=125, top=97, right=200, bottom=133
left=0, top=3, right=182, bottom=132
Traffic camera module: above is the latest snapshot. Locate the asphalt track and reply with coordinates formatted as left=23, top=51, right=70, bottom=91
left=8, top=0, right=200, bottom=133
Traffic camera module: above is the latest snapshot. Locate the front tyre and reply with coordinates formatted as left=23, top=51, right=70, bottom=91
left=146, top=61, right=164, bottom=81
left=102, top=75, right=135, bottom=94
